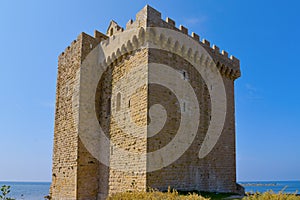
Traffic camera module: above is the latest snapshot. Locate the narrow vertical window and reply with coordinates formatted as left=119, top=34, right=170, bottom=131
left=128, top=99, right=131, bottom=108
left=183, top=101, right=186, bottom=112
left=116, top=92, right=121, bottom=111
left=110, top=28, right=114, bottom=36
left=181, top=70, right=188, bottom=80
left=107, top=98, right=111, bottom=116
left=65, top=86, right=69, bottom=96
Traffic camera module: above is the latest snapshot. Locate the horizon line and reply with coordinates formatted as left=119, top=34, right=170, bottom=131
left=1, top=179, right=299, bottom=183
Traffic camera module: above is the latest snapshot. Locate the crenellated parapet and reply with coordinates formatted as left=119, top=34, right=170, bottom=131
left=59, top=31, right=108, bottom=62
left=59, top=39, right=78, bottom=58
left=59, top=5, right=240, bottom=80
left=124, top=5, right=241, bottom=80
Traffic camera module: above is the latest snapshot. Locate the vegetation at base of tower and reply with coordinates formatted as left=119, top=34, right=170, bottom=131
left=107, top=188, right=209, bottom=200
left=0, top=185, right=15, bottom=200
left=107, top=189, right=300, bottom=200
left=244, top=191, right=300, bottom=200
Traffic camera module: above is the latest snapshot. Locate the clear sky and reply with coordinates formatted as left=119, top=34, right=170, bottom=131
left=0, top=0, right=299, bottom=182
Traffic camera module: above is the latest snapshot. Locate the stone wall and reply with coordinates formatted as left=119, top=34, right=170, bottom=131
left=96, top=49, right=149, bottom=195
left=146, top=48, right=237, bottom=193
left=146, top=48, right=210, bottom=191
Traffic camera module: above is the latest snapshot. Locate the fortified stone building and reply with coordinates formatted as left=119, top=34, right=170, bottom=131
left=50, top=5, right=243, bottom=200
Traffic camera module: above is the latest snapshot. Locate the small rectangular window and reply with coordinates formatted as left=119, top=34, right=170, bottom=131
left=181, top=70, right=188, bottom=80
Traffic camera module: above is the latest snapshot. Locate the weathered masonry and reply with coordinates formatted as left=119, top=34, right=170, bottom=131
left=50, top=5, right=244, bottom=200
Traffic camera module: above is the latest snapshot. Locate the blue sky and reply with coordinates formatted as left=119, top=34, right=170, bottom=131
left=0, top=0, right=299, bottom=182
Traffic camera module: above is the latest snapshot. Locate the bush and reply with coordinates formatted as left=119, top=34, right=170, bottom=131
left=0, top=185, right=15, bottom=200
left=244, top=191, right=300, bottom=200
left=107, top=189, right=300, bottom=200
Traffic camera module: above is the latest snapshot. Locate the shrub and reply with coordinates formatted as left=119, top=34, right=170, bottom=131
left=244, top=191, right=300, bottom=200
left=0, top=185, right=15, bottom=200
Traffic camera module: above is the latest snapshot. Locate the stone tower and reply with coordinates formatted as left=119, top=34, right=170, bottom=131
left=50, top=5, right=243, bottom=200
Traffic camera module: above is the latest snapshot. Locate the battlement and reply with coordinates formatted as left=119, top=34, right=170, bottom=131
left=59, top=31, right=108, bottom=60
left=163, top=13, right=239, bottom=67
left=59, top=5, right=240, bottom=80
left=59, top=34, right=82, bottom=58
left=123, top=5, right=240, bottom=75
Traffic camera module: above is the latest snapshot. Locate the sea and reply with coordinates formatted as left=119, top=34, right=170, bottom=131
left=0, top=182, right=50, bottom=200
left=0, top=181, right=299, bottom=199
left=239, top=181, right=300, bottom=194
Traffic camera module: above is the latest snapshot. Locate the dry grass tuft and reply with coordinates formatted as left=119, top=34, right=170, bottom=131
left=244, top=191, right=300, bottom=200
left=107, top=188, right=300, bottom=200
left=107, top=188, right=209, bottom=200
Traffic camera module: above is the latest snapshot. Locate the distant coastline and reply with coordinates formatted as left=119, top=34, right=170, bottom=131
left=239, top=181, right=300, bottom=194
left=240, top=183, right=277, bottom=187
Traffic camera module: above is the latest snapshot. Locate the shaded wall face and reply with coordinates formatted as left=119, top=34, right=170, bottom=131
left=51, top=33, right=102, bottom=200
left=50, top=39, right=82, bottom=200
left=95, top=58, right=112, bottom=199
left=76, top=34, right=104, bottom=200
left=146, top=48, right=236, bottom=192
